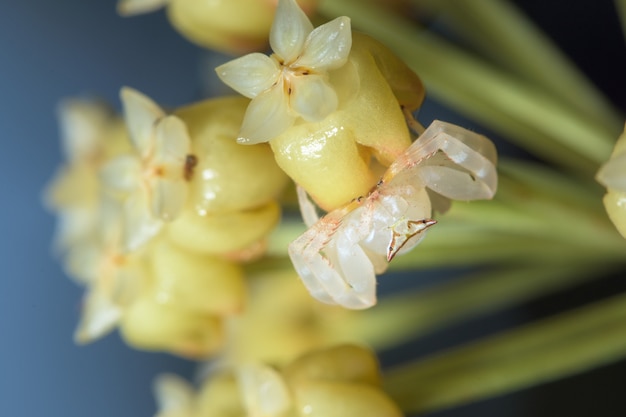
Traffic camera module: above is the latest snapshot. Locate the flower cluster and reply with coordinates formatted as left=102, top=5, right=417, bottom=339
left=46, top=0, right=508, bottom=414
left=46, top=90, right=287, bottom=358
left=42, top=0, right=626, bottom=414
left=154, top=344, right=402, bottom=417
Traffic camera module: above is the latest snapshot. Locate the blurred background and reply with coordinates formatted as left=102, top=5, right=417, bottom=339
left=0, top=1, right=624, bottom=416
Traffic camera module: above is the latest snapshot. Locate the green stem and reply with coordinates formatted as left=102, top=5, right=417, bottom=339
left=356, top=263, right=599, bottom=350
left=415, top=0, right=622, bottom=131
left=384, top=291, right=626, bottom=414
left=319, top=0, right=618, bottom=172
left=616, top=0, right=626, bottom=41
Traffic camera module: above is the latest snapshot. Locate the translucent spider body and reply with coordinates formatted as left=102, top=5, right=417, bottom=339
left=289, top=120, right=498, bottom=309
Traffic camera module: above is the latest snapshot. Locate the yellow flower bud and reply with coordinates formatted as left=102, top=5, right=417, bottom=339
left=155, top=345, right=401, bottom=417
left=150, top=238, right=245, bottom=315
left=283, top=344, right=381, bottom=387
left=118, top=237, right=246, bottom=358
left=167, top=201, right=280, bottom=257
left=120, top=296, right=224, bottom=359
left=195, top=372, right=246, bottom=417
left=597, top=123, right=626, bottom=238
left=269, top=32, right=423, bottom=211
left=225, top=271, right=360, bottom=366
left=167, top=0, right=318, bottom=55
left=292, top=380, right=403, bottom=417
left=602, top=191, right=626, bottom=238
left=175, top=96, right=289, bottom=215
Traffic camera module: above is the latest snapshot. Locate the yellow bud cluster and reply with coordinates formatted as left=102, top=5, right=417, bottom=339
left=154, top=345, right=403, bottom=417
left=45, top=93, right=288, bottom=358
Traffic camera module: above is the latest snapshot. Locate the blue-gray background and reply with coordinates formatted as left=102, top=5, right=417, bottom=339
left=0, top=1, right=624, bottom=417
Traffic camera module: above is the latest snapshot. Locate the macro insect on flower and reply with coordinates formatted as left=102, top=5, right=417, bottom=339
left=289, top=121, right=498, bottom=309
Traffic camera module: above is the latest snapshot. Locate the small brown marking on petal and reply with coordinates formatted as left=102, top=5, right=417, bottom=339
left=184, top=154, right=198, bottom=181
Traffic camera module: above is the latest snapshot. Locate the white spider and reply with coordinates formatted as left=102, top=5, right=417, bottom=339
left=288, top=120, right=498, bottom=309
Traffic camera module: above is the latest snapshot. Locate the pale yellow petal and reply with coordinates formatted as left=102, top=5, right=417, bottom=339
left=239, top=86, right=295, bottom=144
left=99, top=154, right=141, bottom=194
left=153, top=374, right=195, bottom=414
left=57, top=98, right=112, bottom=162
left=290, top=75, right=338, bottom=122
left=74, top=290, right=122, bottom=344
left=597, top=153, right=626, bottom=192
left=120, top=87, right=165, bottom=157
left=153, top=115, right=191, bottom=169
left=123, top=191, right=163, bottom=251
left=270, top=0, right=313, bottom=62
left=151, top=178, right=188, bottom=221
left=238, top=364, right=292, bottom=417
left=216, top=53, right=281, bottom=99
left=298, top=16, right=352, bottom=71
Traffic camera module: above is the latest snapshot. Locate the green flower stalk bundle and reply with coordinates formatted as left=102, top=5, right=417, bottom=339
left=44, top=0, right=626, bottom=415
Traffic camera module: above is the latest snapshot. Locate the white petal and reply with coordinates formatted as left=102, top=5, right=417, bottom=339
left=216, top=54, right=281, bottom=99
left=153, top=115, right=191, bottom=168
left=120, top=87, right=164, bottom=158
left=270, top=0, right=313, bottom=63
left=117, top=0, right=169, bottom=16
left=238, top=364, right=292, bottom=417
left=74, top=290, right=122, bottom=344
left=100, top=154, right=141, bottom=194
left=238, top=86, right=295, bottom=144
left=123, top=191, right=163, bottom=251
left=64, top=240, right=102, bottom=284
left=153, top=374, right=195, bottom=412
left=297, top=16, right=352, bottom=71
left=57, top=99, right=111, bottom=162
left=150, top=178, right=188, bottom=221
left=290, top=75, right=338, bottom=122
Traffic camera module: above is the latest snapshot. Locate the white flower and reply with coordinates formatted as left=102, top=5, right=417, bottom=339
left=101, top=87, right=193, bottom=250
left=70, top=198, right=147, bottom=344
left=215, top=0, right=352, bottom=144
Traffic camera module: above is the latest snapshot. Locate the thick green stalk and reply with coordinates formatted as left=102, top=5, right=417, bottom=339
left=415, top=0, right=622, bottom=131
left=319, top=0, right=617, bottom=172
left=384, top=292, right=626, bottom=414
left=616, top=0, right=626, bottom=41
left=356, top=264, right=598, bottom=350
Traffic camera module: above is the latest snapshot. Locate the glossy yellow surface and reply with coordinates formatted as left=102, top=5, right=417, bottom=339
left=270, top=33, right=423, bottom=211
left=176, top=96, right=289, bottom=215
left=167, top=201, right=280, bottom=257
left=167, top=0, right=318, bottom=54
